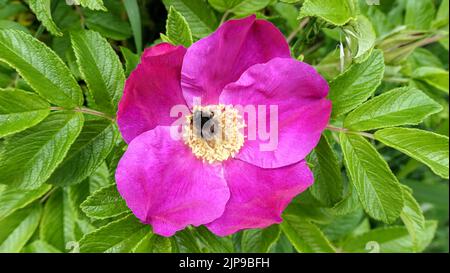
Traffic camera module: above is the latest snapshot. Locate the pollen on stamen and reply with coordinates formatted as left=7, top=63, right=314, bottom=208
left=182, top=104, right=245, bottom=164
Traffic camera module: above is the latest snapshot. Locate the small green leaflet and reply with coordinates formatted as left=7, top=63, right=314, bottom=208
left=344, top=86, right=443, bottom=131
left=375, top=128, right=449, bottom=179
left=0, top=89, right=50, bottom=138
left=328, top=49, right=385, bottom=117
left=81, top=184, right=129, bottom=220
left=0, top=204, right=42, bottom=253
left=71, top=30, right=125, bottom=113
left=162, top=0, right=218, bottom=38
left=0, top=111, right=84, bottom=189
left=343, top=15, right=376, bottom=62
left=339, top=133, right=404, bottom=223
left=299, top=0, right=357, bottom=26
left=28, top=0, right=62, bottom=36
left=0, top=30, right=83, bottom=108
left=120, top=46, right=140, bottom=77
left=48, top=120, right=118, bottom=187
left=165, top=6, right=193, bottom=47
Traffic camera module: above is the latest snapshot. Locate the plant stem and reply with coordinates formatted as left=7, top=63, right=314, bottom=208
left=220, top=11, right=231, bottom=25
left=50, top=106, right=115, bottom=121
left=287, top=18, right=309, bottom=44
left=326, top=124, right=375, bottom=140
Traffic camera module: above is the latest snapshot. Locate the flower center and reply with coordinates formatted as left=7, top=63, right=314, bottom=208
left=183, top=104, right=245, bottom=163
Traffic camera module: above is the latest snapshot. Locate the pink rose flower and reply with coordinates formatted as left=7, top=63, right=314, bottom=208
left=115, top=15, right=331, bottom=237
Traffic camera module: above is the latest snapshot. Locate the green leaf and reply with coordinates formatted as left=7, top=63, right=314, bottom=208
left=71, top=30, right=125, bottom=113
left=339, top=133, right=404, bottom=223
left=0, top=19, right=30, bottom=33
left=48, top=120, right=118, bottom=186
left=162, top=0, right=218, bottom=38
left=120, top=46, right=140, bottom=77
left=344, top=15, right=376, bottom=61
left=22, top=240, right=61, bottom=253
left=193, top=226, right=234, bottom=253
left=207, top=0, right=241, bottom=12
left=321, top=209, right=365, bottom=241
left=0, top=111, right=84, bottom=189
left=404, top=0, right=435, bottom=30
left=80, top=184, right=129, bottom=220
left=174, top=229, right=203, bottom=253
left=0, top=30, right=83, bottom=108
left=400, top=186, right=425, bottom=253
left=0, top=204, right=42, bottom=253
left=166, top=6, right=193, bottom=47
left=123, top=0, right=142, bottom=53
left=88, top=162, right=113, bottom=194
left=298, top=0, right=357, bottom=26
left=412, top=67, right=449, bottom=94
left=328, top=49, right=385, bottom=117
left=39, top=188, right=78, bottom=252
left=133, top=233, right=172, bottom=253
left=308, top=135, right=344, bottom=207
left=0, top=184, right=50, bottom=221
left=0, top=89, right=50, bottom=138
left=344, top=87, right=443, bottom=131
left=241, top=225, right=281, bottom=253
left=79, top=214, right=155, bottom=253
left=433, top=0, right=449, bottom=28
left=84, top=9, right=132, bottom=40
left=342, top=221, right=437, bottom=253
left=281, top=211, right=336, bottom=253
left=375, top=128, right=449, bottom=179
left=75, top=0, right=106, bottom=11
left=28, top=0, right=62, bottom=36
left=209, top=0, right=271, bottom=16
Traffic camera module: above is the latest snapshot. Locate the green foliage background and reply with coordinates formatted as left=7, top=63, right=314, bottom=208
left=0, top=0, right=448, bottom=253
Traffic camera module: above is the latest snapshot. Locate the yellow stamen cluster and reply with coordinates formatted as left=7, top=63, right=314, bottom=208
left=183, top=104, right=245, bottom=164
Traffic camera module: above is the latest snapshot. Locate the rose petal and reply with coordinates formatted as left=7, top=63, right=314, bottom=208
left=220, top=57, right=331, bottom=168
left=181, top=15, right=291, bottom=107
left=117, top=43, right=188, bottom=143
left=115, top=126, right=230, bottom=237
left=206, top=159, right=313, bottom=236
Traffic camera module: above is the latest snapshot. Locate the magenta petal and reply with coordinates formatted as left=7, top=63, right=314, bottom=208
left=181, top=15, right=291, bottom=107
left=115, top=126, right=230, bottom=237
left=117, top=43, right=188, bottom=143
left=206, top=159, right=313, bottom=236
left=220, top=57, right=331, bottom=168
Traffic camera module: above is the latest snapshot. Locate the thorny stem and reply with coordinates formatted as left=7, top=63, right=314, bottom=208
left=287, top=18, right=310, bottom=44
left=326, top=124, right=375, bottom=140
left=50, top=106, right=115, bottom=121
